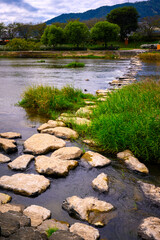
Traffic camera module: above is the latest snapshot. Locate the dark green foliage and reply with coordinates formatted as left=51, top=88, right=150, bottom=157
left=91, top=21, right=120, bottom=48
left=89, top=80, right=160, bottom=163
left=107, top=6, right=139, bottom=40
left=65, top=61, right=85, bottom=68
left=64, top=21, right=90, bottom=47
left=6, top=38, right=41, bottom=51
left=41, top=25, right=64, bottom=47
left=46, top=228, right=58, bottom=237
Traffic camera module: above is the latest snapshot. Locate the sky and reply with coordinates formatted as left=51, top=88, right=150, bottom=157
left=0, top=0, right=147, bottom=24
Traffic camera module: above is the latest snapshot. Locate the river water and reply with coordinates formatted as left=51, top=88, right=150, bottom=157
left=0, top=58, right=160, bottom=240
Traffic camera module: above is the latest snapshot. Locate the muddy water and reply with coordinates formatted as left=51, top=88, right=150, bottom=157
left=0, top=58, right=160, bottom=240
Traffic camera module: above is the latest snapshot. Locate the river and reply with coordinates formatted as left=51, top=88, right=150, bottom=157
left=0, top=58, right=159, bottom=240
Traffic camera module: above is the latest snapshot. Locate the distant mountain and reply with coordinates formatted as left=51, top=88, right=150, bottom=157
left=46, top=0, right=160, bottom=24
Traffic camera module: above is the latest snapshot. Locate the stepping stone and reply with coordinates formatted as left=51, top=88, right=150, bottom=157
left=62, top=196, right=114, bottom=226
left=23, top=205, right=51, bottom=227
left=24, top=133, right=66, bottom=155
left=41, top=127, right=78, bottom=139
left=51, top=147, right=82, bottom=160
left=0, top=138, right=17, bottom=153
left=57, top=116, right=91, bottom=126
left=76, top=106, right=94, bottom=116
left=96, top=89, right=111, bottom=96
left=35, top=155, right=78, bottom=177
left=70, top=223, right=100, bottom=240
left=138, top=217, right=160, bottom=240
left=37, top=120, right=65, bottom=132
left=92, top=173, right=109, bottom=192
left=49, top=230, right=83, bottom=240
left=117, top=150, right=149, bottom=174
left=0, top=153, right=11, bottom=163
left=0, top=203, right=23, bottom=213
left=83, top=140, right=96, bottom=146
left=9, top=227, right=47, bottom=240
left=8, top=154, right=34, bottom=170
left=138, top=181, right=160, bottom=207
left=0, top=132, right=21, bottom=139
left=81, top=151, right=111, bottom=167
left=37, top=219, right=69, bottom=234
left=0, top=173, right=50, bottom=196
left=0, top=193, right=12, bottom=204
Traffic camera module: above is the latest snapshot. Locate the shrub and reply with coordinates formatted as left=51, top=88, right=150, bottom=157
left=65, top=62, right=85, bottom=68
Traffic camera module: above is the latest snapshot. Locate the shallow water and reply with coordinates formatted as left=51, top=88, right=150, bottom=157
left=0, top=58, right=160, bottom=240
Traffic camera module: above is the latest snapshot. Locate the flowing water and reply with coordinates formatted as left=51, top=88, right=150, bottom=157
left=0, top=58, right=160, bottom=240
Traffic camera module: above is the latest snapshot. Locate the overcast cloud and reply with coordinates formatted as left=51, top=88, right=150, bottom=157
left=0, top=0, right=147, bottom=24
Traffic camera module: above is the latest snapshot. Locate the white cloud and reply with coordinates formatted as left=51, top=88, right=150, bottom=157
left=0, top=0, right=147, bottom=24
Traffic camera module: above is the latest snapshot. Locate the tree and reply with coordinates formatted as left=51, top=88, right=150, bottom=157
left=0, top=23, right=6, bottom=40
left=64, top=21, right=89, bottom=47
left=41, top=25, right=64, bottom=47
left=91, top=21, right=120, bottom=48
left=139, top=15, right=160, bottom=39
left=107, top=6, right=139, bottom=40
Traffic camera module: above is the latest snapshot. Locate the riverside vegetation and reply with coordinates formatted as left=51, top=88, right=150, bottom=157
left=19, top=80, right=160, bottom=164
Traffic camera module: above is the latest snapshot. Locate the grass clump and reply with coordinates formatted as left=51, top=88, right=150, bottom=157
left=89, top=80, right=160, bottom=163
left=65, top=61, right=85, bottom=68
left=46, top=227, right=58, bottom=237
left=18, top=85, right=95, bottom=118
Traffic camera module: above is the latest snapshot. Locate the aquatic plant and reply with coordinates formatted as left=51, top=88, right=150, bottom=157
left=65, top=61, right=85, bottom=68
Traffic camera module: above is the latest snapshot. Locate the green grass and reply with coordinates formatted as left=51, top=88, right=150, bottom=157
left=89, top=80, right=160, bottom=163
left=65, top=61, right=85, bottom=68
left=139, top=52, right=160, bottom=61
left=46, top=227, right=58, bottom=237
left=18, top=85, right=96, bottom=118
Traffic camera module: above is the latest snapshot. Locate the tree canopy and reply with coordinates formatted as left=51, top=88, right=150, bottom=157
left=91, top=21, right=120, bottom=48
left=64, top=21, right=89, bottom=47
left=107, top=6, right=139, bottom=40
left=41, top=25, right=64, bottom=47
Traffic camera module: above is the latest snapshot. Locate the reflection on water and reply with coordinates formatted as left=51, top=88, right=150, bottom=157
left=0, top=58, right=160, bottom=240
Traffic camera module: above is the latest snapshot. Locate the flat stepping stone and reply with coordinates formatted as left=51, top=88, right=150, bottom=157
left=9, top=227, right=46, bottom=240
left=0, top=173, right=50, bottom=196
left=62, top=196, right=114, bottom=226
left=24, top=133, right=66, bottom=155
left=70, top=223, right=100, bottom=240
left=92, top=173, right=109, bottom=192
left=57, top=116, right=91, bottom=126
left=0, top=138, right=17, bottom=153
left=138, top=181, right=160, bottom=207
left=83, top=140, right=96, bottom=146
left=49, top=230, right=83, bottom=240
left=76, top=106, right=94, bottom=116
left=138, top=217, right=160, bottom=240
left=81, top=151, right=111, bottom=167
left=0, top=193, right=12, bottom=204
left=51, top=147, right=82, bottom=160
left=35, top=155, right=78, bottom=177
left=23, top=205, right=51, bottom=227
left=117, top=150, right=149, bottom=174
left=8, top=154, right=34, bottom=170
left=96, top=89, right=111, bottom=96
left=38, top=120, right=65, bottom=132
left=0, top=203, right=23, bottom=213
left=0, top=153, right=11, bottom=163
left=37, top=219, right=69, bottom=234
left=42, top=127, right=78, bottom=139
left=0, top=132, right=21, bottom=139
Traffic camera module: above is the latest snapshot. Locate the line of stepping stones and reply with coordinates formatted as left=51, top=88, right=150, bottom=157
left=0, top=57, right=160, bottom=240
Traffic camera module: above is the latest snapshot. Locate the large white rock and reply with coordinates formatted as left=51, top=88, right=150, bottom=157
left=24, top=133, right=66, bottom=155
left=117, top=150, right=149, bottom=174
left=92, top=173, right=109, bottom=192
left=23, top=205, right=51, bottom=227
left=96, top=89, right=111, bottom=96
left=0, top=138, right=17, bottom=153
left=0, top=203, right=23, bottom=213
left=81, top=151, right=111, bottom=167
left=8, top=154, right=34, bottom=170
left=51, top=147, right=82, bottom=160
left=35, top=155, right=78, bottom=176
left=138, top=181, right=160, bottom=207
left=57, top=116, right=91, bottom=126
left=0, top=153, right=10, bottom=163
left=0, top=132, right=21, bottom=139
left=62, top=196, right=114, bottom=226
left=70, top=223, right=100, bottom=240
left=138, top=217, right=160, bottom=240
left=37, top=219, right=69, bottom=234
left=41, top=127, right=78, bottom=139
left=76, top=106, right=95, bottom=117
left=37, top=120, right=65, bottom=132
left=0, top=173, right=50, bottom=196
left=0, top=193, right=12, bottom=204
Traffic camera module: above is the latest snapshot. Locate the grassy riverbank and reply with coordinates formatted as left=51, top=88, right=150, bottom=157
left=139, top=52, right=160, bottom=61
left=19, top=80, right=160, bottom=163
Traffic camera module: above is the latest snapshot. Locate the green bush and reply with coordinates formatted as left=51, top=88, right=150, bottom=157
left=6, top=38, right=41, bottom=51
left=90, top=80, right=160, bottom=163
left=65, top=61, right=85, bottom=68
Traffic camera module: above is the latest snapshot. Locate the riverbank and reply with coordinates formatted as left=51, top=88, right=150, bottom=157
left=0, top=49, right=146, bottom=59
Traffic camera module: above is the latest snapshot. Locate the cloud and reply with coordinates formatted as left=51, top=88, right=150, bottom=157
left=0, top=0, right=37, bottom=11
